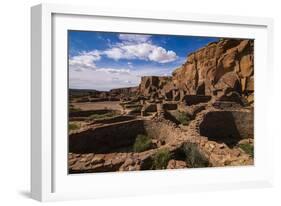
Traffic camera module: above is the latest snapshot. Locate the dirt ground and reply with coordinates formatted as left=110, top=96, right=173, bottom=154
left=71, top=101, right=123, bottom=111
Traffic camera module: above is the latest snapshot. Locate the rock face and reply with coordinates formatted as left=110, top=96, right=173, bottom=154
left=167, top=160, right=187, bottom=169
left=139, top=76, right=172, bottom=98
left=139, top=39, right=254, bottom=104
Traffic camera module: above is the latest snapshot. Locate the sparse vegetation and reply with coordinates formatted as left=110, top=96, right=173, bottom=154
left=152, top=148, right=171, bottom=169
left=182, top=143, right=209, bottom=168
left=88, top=111, right=118, bottom=121
left=174, top=111, right=191, bottom=125
left=133, top=134, right=152, bottom=152
left=129, top=106, right=142, bottom=113
left=69, top=107, right=82, bottom=113
left=69, top=123, right=80, bottom=131
left=239, top=143, right=254, bottom=157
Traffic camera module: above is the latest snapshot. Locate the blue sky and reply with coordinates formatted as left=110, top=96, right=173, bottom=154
left=68, top=31, right=219, bottom=91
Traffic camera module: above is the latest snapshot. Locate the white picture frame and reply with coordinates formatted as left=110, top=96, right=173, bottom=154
left=31, top=3, right=274, bottom=202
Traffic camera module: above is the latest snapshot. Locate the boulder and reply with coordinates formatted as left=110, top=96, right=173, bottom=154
left=167, top=159, right=187, bottom=169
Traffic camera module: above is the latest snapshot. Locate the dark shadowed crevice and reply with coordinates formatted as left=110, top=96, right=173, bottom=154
left=199, top=111, right=242, bottom=147
left=69, top=120, right=147, bottom=154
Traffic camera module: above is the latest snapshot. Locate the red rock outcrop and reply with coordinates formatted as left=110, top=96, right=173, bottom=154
left=139, top=39, right=254, bottom=104
left=139, top=76, right=172, bottom=97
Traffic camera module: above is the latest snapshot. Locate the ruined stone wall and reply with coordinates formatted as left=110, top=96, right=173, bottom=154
left=163, top=103, right=178, bottom=110
left=69, top=120, right=146, bottom=153
left=109, top=86, right=139, bottom=95
left=231, top=110, right=254, bottom=138
left=92, top=115, right=135, bottom=124
left=69, top=119, right=182, bottom=154
left=184, top=95, right=211, bottom=106
left=199, top=110, right=253, bottom=140
left=139, top=76, right=172, bottom=97
left=142, top=120, right=182, bottom=142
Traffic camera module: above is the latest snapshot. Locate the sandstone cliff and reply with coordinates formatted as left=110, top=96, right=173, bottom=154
left=139, top=76, right=172, bottom=97
left=139, top=39, right=254, bottom=104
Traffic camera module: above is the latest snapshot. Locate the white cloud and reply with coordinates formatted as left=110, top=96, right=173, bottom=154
left=69, top=34, right=177, bottom=71
left=69, top=67, right=138, bottom=91
left=104, top=43, right=177, bottom=63
left=69, top=33, right=178, bottom=90
left=121, top=43, right=154, bottom=60
left=118, top=34, right=151, bottom=43
left=69, top=64, right=175, bottom=91
left=124, top=80, right=132, bottom=84
left=103, top=47, right=124, bottom=60
left=148, top=47, right=177, bottom=63
left=69, top=50, right=131, bottom=76
left=97, top=68, right=130, bottom=75
left=103, top=34, right=177, bottom=63
left=69, top=50, right=101, bottom=70
left=112, top=77, right=119, bottom=81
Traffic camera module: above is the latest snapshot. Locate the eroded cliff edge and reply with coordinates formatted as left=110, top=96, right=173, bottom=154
left=139, top=38, right=254, bottom=105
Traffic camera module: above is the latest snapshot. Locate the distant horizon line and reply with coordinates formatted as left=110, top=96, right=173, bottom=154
left=69, top=74, right=174, bottom=92
left=69, top=85, right=139, bottom=92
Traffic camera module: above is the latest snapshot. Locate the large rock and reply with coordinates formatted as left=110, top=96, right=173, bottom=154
left=172, top=39, right=253, bottom=96
left=139, top=76, right=173, bottom=99
left=167, top=159, right=187, bottom=169
left=138, top=39, right=254, bottom=104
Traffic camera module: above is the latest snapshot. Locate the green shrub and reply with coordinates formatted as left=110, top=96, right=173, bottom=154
left=133, top=134, right=152, bottom=152
left=69, top=123, right=79, bottom=131
left=152, top=148, right=171, bottom=169
left=175, top=111, right=191, bottom=125
left=182, top=143, right=209, bottom=168
left=239, top=143, right=254, bottom=157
